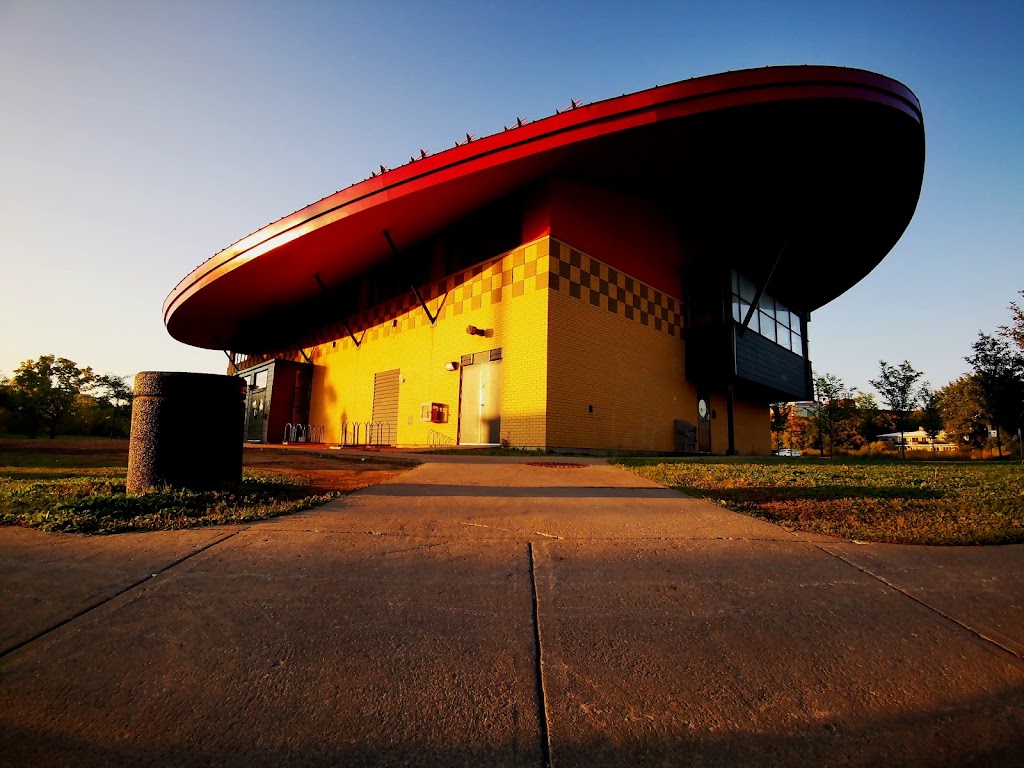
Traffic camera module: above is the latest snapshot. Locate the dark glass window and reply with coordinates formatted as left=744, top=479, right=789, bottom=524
left=731, top=270, right=804, bottom=356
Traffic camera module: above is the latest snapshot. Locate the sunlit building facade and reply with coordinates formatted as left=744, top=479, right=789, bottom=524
left=164, top=66, right=924, bottom=454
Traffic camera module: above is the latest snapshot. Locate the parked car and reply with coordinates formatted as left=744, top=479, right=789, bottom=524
left=772, top=448, right=802, bottom=457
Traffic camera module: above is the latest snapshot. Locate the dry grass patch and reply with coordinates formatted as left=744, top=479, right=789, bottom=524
left=0, top=438, right=415, bottom=534
left=614, top=457, right=1024, bottom=546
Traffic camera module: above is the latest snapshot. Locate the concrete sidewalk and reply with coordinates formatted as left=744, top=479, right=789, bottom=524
left=1, top=456, right=1022, bottom=767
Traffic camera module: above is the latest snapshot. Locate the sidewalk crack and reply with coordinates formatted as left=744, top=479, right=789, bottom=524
left=0, top=529, right=243, bottom=660
left=813, top=543, right=1023, bottom=662
left=528, top=541, right=553, bottom=768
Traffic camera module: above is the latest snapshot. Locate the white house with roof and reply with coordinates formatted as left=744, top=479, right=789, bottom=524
left=876, top=428, right=956, bottom=451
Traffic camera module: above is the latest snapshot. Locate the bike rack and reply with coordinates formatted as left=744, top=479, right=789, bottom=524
left=340, top=420, right=361, bottom=446
left=428, top=429, right=454, bottom=447
left=337, top=420, right=391, bottom=446
left=367, top=421, right=392, bottom=446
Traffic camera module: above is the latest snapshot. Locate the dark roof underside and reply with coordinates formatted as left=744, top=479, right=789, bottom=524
left=164, top=66, right=925, bottom=352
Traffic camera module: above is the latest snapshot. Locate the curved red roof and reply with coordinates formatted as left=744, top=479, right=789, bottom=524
left=164, top=65, right=924, bottom=351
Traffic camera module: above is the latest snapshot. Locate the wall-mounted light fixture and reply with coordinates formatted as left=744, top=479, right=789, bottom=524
left=445, top=361, right=459, bottom=371
left=466, top=325, right=493, bottom=337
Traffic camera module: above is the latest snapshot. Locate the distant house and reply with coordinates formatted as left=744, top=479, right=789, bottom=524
left=876, top=428, right=956, bottom=452
left=788, top=401, right=818, bottom=419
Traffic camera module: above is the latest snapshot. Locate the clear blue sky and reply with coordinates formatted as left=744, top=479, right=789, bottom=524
left=2, top=0, right=1021, bottom=399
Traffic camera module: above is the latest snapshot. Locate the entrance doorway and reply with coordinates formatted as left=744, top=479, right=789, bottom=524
left=459, top=354, right=502, bottom=446
left=246, top=387, right=266, bottom=441
left=244, top=369, right=270, bottom=442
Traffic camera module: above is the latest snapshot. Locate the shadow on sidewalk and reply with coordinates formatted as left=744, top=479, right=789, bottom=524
left=4, top=682, right=1022, bottom=767
left=358, top=484, right=684, bottom=498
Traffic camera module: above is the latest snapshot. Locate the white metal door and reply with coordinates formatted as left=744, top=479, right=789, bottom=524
left=459, top=360, right=502, bottom=445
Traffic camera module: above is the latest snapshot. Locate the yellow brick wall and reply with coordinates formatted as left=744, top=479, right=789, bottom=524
left=732, top=398, right=772, bottom=456
left=300, top=234, right=769, bottom=453
left=544, top=240, right=697, bottom=452
left=306, top=238, right=551, bottom=448
left=544, top=240, right=770, bottom=455
left=698, top=395, right=769, bottom=456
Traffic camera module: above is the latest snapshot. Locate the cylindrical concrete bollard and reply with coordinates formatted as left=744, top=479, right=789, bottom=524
left=127, top=371, right=246, bottom=492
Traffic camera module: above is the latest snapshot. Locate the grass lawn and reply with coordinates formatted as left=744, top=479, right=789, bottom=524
left=0, top=438, right=412, bottom=534
left=614, top=456, right=1024, bottom=546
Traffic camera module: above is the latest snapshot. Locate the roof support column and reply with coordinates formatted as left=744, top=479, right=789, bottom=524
left=383, top=229, right=437, bottom=326
left=217, top=339, right=238, bottom=374
left=313, top=273, right=363, bottom=348
left=726, top=381, right=737, bottom=455
left=738, top=237, right=788, bottom=336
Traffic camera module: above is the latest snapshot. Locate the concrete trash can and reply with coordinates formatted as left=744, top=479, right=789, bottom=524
left=127, top=371, right=246, bottom=492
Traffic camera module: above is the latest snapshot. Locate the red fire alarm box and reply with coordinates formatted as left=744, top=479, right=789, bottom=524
left=420, top=402, right=448, bottom=423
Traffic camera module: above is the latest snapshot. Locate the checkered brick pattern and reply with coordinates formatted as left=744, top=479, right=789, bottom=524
left=241, top=236, right=684, bottom=363
left=547, top=240, right=684, bottom=336
left=312, top=244, right=544, bottom=354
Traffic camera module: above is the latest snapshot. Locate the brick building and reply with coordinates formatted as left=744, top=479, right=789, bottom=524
left=163, top=66, right=925, bottom=454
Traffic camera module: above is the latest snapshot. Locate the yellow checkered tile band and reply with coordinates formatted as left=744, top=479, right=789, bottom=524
left=546, top=240, right=684, bottom=336
left=236, top=237, right=684, bottom=367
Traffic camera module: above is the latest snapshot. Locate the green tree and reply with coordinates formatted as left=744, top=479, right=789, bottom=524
left=783, top=407, right=816, bottom=452
left=91, top=373, right=134, bottom=437
left=965, top=332, right=1024, bottom=457
left=813, top=373, right=854, bottom=458
left=8, top=356, right=95, bottom=438
left=833, top=399, right=868, bottom=451
left=998, top=290, right=1024, bottom=351
left=917, top=387, right=945, bottom=448
left=770, top=402, right=791, bottom=451
left=937, top=376, right=989, bottom=450
left=0, top=375, right=15, bottom=434
left=869, top=360, right=925, bottom=459
left=853, top=391, right=886, bottom=446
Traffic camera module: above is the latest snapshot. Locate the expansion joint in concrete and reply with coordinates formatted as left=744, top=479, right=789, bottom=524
left=0, top=530, right=241, bottom=660
left=528, top=541, right=553, bottom=768
left=815, top=543, right=1024, bottom=663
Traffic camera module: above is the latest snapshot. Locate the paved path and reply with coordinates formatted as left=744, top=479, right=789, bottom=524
left=1, top=456, right=1022, bottom=767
